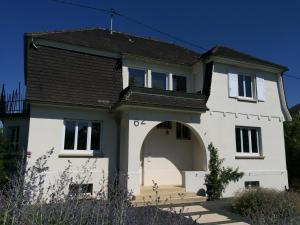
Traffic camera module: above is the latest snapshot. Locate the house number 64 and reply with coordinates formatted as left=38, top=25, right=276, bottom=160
left=134, top=120, right=146, bottom=127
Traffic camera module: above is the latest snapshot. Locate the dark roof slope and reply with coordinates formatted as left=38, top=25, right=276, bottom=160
left=290, top=104, right=300, bottom=115
left=201, top=45, right=288, bottom=71
left=27, top=28, right=201, bottom=66
left=26, top=45, right=122, bottom=108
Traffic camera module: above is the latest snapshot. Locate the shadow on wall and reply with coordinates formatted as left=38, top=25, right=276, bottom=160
left=140, top=121, right=207, bottom=186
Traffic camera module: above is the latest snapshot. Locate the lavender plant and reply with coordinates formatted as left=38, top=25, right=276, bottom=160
left=0, top=149, right=197, bottom=225
left=233, top=188, right=300, bottom=225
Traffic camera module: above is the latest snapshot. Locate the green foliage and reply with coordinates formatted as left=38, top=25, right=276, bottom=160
left=233, top=188, right=300, bottom=224
left=205, top=143, right=244, bottom=200
left=0, top=128, right=22, bottom=188
left=284, top=115, right=300, bottom=187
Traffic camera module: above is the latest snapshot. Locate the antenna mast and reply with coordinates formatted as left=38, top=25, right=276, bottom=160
left=110, top=8, right=114, bottom=34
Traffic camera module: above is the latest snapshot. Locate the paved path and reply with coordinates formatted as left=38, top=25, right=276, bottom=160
left=163, top=199, right=249, bottom=225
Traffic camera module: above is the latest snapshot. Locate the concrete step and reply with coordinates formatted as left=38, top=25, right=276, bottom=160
left=132, top=195, right=206, bottom=207
left=134, top=192, right=198, bottom=202
left=132, top=185, right=206, bottom=207
left=140, top=185, right=186, bottom=195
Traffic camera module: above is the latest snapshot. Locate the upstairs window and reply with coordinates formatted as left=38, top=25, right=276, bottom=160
left=238, top=74, right=254, bottom=98
left=152, top=72, right=167, bottom=90
left=173, top=75, right=187, bottom=92
left=229, top=73, right=265, bottom=101
left=64, top=120, right=102, bottom=151
left=176, top=123, right=191, bottom=140
left=129, top=68, right=145, bottom=87
left=235, top=127, right=261, bottom=156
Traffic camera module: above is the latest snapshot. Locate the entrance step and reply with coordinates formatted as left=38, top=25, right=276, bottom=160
left=132, top=185, right=206, bottom=206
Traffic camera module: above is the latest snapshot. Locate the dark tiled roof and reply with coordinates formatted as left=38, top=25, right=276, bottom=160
left=201, top=45, right=288, bottom=71
left=26, top=45, right=122, bottom=108
left=27, top=28, right=201, bottom=66
left=27, top=28, right=287, bottom=70
left=117, top=86, right=207, bottom=112
left=290, top=104, right=300, bottom=115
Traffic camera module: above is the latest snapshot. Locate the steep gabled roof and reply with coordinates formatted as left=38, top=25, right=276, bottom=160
left=26, top=27, right=201, bottom=66
left=201, top=45, right=288, bottom=71
left=26, top=28, right=287, bottom=71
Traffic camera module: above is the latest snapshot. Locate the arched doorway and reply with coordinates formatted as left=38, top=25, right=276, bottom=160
left=140, top=121, right=207, bottom=187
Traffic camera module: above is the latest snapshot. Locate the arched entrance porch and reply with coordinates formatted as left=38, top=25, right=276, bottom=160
left=140, top=121, right=207, bottom=188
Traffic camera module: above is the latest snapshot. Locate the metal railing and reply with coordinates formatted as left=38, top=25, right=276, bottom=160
left=0, top=83, right=28, bottom=116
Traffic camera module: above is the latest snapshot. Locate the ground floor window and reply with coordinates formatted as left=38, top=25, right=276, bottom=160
left=176, top=123, right=191, bottom=140
left=235, top=127, right=261, bottom=156
left=69, top=183, right=93, bottom=195
left=245, top=181, right=260, bottom=189
left=64, top=120, right=102, bottom=151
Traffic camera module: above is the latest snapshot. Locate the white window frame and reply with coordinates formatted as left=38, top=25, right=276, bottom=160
left=62, top=120, right=103, bottom=155
left=236, top=126, right=261, bottom=157
left=238, top=74, right=256, bottom=100
left=127, top=67, right=189, bottom=92
left=151, top=70, right=168, bottom=90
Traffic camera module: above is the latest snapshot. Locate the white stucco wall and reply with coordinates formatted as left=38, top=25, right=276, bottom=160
left=22, top=59, right=289, bottom=198
left=26, top=104, right=118, bottom=195
left=201, top=62, right=289, bottom=196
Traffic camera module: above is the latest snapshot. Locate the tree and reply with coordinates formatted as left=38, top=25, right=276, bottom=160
left=284, top=115, right=300, bottom=188
left=205, top=143, right=244, bottom=200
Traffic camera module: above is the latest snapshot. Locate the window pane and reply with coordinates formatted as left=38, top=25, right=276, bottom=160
left=64, top=121, right=76, bottom=150
left=238, top=75, right=244, bottom=97
left=235, top=128, right=241, bottom=152
left=245, top=76, right=252, bottom=98
left=129, top=68, right=145, bottom=87
left=173, top=75, right=187, bottom=92
left=91, top=123, right=101, bottom=151
left=251, top=129, right=258, bottom=153
left=152, top=72, right=167, bottom=90
left=77, top=122, right=88, bottom=150
left=242, top=129, right=250, bottom=153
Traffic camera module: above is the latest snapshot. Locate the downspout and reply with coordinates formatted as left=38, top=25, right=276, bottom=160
left=278, top=73, right=292, bottom=121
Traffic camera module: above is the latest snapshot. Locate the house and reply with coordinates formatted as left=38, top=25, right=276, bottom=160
left=0, top=28, right=292, bottom=197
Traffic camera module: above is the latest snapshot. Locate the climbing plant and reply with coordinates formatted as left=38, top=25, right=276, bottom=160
left=205, top=143, right=244, bottom=200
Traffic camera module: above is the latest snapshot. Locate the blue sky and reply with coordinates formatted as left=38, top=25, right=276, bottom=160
left=0, top=0, right=299, bottom=107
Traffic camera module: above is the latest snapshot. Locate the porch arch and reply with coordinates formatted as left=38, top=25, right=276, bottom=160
left=139, top=120, right=207, bottom=187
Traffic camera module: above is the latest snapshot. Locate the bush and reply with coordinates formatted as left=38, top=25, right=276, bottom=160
left=0, top=149, right=196, bottom=225
left=233, top=188, right=300, bottom=225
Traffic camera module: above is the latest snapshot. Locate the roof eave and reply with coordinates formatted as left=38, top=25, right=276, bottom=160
left=202, top=56, right=288, bottom=74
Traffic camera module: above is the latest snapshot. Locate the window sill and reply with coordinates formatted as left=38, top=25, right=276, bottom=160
left=235, top=155, right=265, bottom=160
left=59, top=151, right=104, bottom=158
left=236, top=97, right=258, bottom=103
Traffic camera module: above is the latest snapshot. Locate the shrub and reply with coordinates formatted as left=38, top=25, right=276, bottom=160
left=205, top=143, right=244, bottom=200
left=0, top=149, right=196, bottom=225
left=233, top=188, right=300, bottom=225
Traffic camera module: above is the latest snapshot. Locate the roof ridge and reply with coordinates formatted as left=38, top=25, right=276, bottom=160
left=26, top=27, right=106, bottom=36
